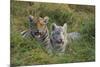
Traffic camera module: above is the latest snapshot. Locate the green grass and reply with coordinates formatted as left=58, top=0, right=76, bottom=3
left=11, top=1, right=95, bottom=66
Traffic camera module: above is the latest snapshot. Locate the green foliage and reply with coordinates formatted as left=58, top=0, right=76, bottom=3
left=11, top=1, right=95, bottom=66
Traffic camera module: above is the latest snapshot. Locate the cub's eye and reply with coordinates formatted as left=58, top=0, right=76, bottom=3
left=53, top=36, right=55, bottom=39
left=39, top=32, right=42, bottom=35
left=44, top=20, right=46, bottom=23
left=56, top=31, right=60, bottom=35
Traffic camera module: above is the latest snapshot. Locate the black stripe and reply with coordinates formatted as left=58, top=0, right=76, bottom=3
left=30, top=31, right=35, bottom=38
left=22, top=31, right=26, bottom=35
left=40, top=33, right=48, bottom=42
left=40, top=29, right=48, bottom=38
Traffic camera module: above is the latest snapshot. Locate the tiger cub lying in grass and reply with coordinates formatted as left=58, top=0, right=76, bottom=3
left=50, top=23, right=67, bottom=54
left=21, top=15, right=53, bottom=54
left=50, top=23, right=80, bottom=55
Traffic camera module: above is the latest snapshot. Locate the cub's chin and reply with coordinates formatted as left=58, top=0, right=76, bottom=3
left=35, top=35, right=41, bottom=38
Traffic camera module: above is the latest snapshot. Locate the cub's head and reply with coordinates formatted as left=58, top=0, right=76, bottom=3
left=51, top=23, right=67, bottom=48
left=28, top=15, right=49, bottom=38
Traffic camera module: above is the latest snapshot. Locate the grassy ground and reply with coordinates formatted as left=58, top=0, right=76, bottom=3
left=11, top=1, right=95, bottom=66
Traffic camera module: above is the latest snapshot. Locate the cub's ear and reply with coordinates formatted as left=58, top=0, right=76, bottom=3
left=28, top=15, right=34, bottom=22
left=39, top=17, right=43, bottom=21
left=63, top=23, right=67, bottom=30
left=44, top=16, right=49, bottom=24
left=51, top=23, right=57, bottom=31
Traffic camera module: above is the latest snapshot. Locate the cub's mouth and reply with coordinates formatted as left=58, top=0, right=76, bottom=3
left=34, top=31, right=40, bottom=35
left=56, top=40, right=64, bottom=44
left=34, top=31, right=42, bottom=38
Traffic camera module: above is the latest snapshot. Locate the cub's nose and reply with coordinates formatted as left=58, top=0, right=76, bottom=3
left=59, top=39, right=64, bottom=44
left=59, top=39, right=62, bottom=42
